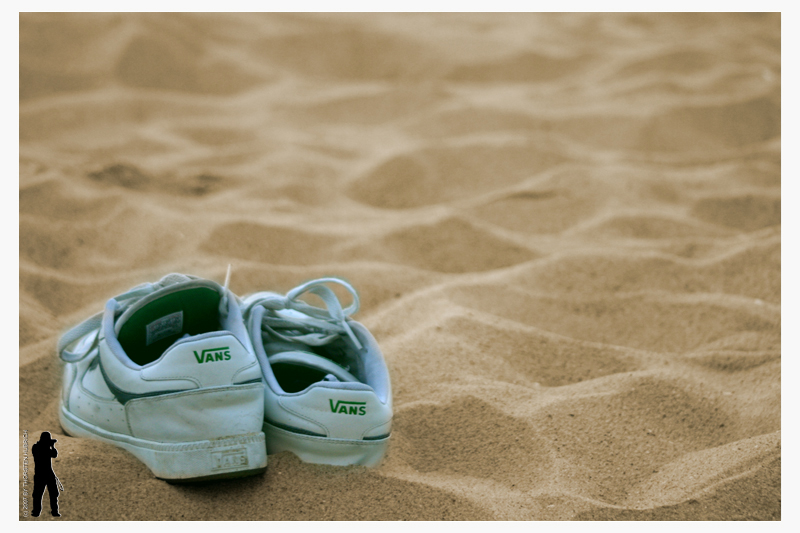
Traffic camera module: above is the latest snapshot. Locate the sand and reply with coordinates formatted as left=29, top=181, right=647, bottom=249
left=19, top=13, right=780, bottom=520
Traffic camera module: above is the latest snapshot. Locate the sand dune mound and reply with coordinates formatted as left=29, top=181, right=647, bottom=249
left=447, top=284, right=778, bottom=353
left=20, top=13, right=265, bottom=99
left=115, top=34, right=262, bottom=95
left=616, top=49, right=721, bottom=77
left=19, top=292, right=57, bottom=348
left=348, top=143, right=567, bottom=209
left=703, top=240, right=781, bottom=302
left=19, top=270, right=125, bottom=318
left=554, top=95, right=780, bottom=154
left=688, top=350, right=780, bottom=373
left=406, top=108, right=544, bottom=139
left=578, top=214, right=734, bottom=240
left=578, top=450, right=780, bottom=520
left=509, top=238, right=780, bottom=303
left=394, top=396, right=553, bottom=490
left=19, top=13, right=780, bottom=520
left=622, top=431, right=781, bottom=508
left=470, top=169, right=608, bottom=234
left=281, top=87, right=445, bottom=126
left=534, top=375, right=740, bottom=504
left=691, top=193, right=781, bottom=231
left=88, top=164, right=232, bottom=197
left=20, top=179, right=120, bottom=221
left=352, top=217, right=539, bottom=273
left=21, top=205, right=188, bottom=274
left=19, top=92, right=211, bottom=143
left=202, top=221, right=344, bottom=266
left=379, top=309, right=637, bottom=391
left=446, top=51, right=590, bottom=83
left=19, top=13, right=119, bottom=100
left=254, top=22, right=444, bottom=81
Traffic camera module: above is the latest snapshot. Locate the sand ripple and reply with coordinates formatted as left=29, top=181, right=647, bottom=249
left=19, top=13, right=780, bottom=520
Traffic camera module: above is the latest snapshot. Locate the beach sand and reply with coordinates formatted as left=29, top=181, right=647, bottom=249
left=19, top=13, right=780, bottom=520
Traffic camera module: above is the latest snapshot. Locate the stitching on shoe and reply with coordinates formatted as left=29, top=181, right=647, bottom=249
left=231, top=360, right=260, bottom=383
left=63, top=407, right=264, bottom=451
left=265, top=421, right=387, bottom=446
left=277, top=395, right=330, bottom=436
left=361, top=415, right=394, bottom=440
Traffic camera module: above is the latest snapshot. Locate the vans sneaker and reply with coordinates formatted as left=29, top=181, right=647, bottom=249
left=242, top=278, right=392, bottom=467
left=58, top=273, right=267, bottom=482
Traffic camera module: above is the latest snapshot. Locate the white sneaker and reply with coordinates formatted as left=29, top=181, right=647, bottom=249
left=58, top=273, right=267, bottom=482
left=243, top=278, right=392, bottom=467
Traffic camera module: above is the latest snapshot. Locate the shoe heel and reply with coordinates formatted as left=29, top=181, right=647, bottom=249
left=149, top=433, right=268, bottom=482
left=60, top=406, right=267, bottom=481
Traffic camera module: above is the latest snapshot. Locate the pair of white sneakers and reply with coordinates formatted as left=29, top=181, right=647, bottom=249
left=57, top=273, right=392, bottom=482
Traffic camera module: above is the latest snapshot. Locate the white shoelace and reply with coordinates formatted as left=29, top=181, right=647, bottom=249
left=57, top=273, right=216, bottom=363
left=245, top=277, right=363, bottom=351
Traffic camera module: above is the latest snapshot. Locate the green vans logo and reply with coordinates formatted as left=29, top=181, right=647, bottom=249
left=193, top=347, right=231, bottom=364
left=329, top=400, right=366, bottom=416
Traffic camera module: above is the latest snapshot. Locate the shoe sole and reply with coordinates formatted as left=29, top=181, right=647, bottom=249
left=263, top=420, right=389, bottom=467
left=60, top=405, right=267, bottom=481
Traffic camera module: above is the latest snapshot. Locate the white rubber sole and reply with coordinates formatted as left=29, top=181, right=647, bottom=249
left=60, top=405, right=267, bottom=482
left=263, top=420, right=389, bottom=467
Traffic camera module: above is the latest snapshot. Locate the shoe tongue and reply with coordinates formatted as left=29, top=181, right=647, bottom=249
left=116, top=281, right=223, bottom=366
left=268, top=351, right=359, bottom=383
